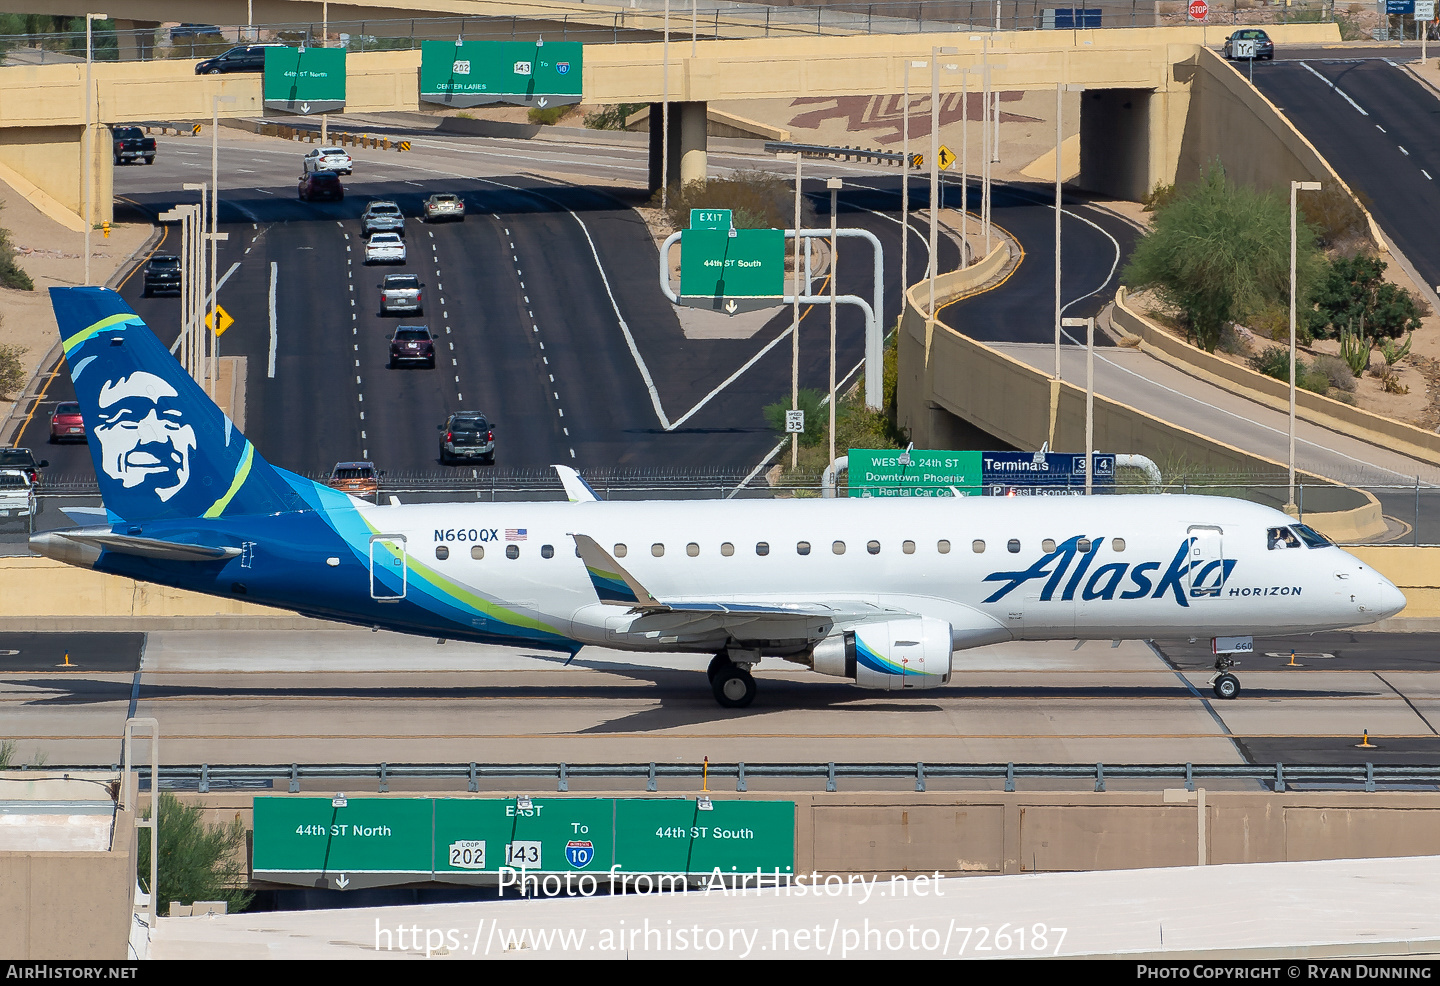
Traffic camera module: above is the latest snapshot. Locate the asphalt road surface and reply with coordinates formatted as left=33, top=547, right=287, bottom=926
left=6, top=628, right=1439, bottom=779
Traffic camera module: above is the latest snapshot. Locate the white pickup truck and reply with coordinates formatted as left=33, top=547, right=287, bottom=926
left=0, top=469, right=36, bottom=523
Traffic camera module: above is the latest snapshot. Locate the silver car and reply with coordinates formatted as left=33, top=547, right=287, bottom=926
left=361, top=200, right=405, bottom=238
left=364, top=232, right=406, bottom=265
left=379, top=274, right=424, bottom=315
left=423, top=193, right=465, bottom=223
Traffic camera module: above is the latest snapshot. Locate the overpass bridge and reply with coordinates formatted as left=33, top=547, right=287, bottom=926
left=0, top=21, right=1338, bottom=229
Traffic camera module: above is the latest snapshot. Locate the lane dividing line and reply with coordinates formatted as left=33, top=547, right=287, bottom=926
left=268, top=261, right=278, bottom=378
left=1299, top=60, right=1369, bottom=115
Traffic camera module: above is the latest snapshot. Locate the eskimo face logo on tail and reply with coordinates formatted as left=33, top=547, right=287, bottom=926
left=94, top=371, right=196, bottom=502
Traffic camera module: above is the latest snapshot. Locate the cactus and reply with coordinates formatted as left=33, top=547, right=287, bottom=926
left=1338, top=321, right=1371, bottom=378
left=1380, top=332, right=1413, bottom=367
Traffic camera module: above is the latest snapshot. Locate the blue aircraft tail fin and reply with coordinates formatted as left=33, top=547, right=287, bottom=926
left=51, top=286, right=303, bottom=523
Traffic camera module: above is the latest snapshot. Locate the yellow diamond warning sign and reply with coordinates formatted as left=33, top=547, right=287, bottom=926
left=937, top=145, right=956, bottom=171
left=204, top=304, right=235, bottom=336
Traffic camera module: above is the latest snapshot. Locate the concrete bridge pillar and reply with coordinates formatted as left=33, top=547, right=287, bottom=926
left=0, top=123, right=110, bottom=230
left=112, top=20, right=159, bottom=61
left=647, top=100, right=707, bottom=193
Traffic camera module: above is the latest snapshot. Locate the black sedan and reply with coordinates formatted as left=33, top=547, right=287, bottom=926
left=142, top=255, right=181, bottom=297
left=1223, top=29, right=1274, bottom=61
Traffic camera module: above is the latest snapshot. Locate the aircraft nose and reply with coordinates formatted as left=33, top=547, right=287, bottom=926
left=1375, top=578, right=1407, bottom=620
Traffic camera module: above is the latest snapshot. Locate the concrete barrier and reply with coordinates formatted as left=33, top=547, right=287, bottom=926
left=897, top=247, right=1385, bottom=543
left=1113, top=289, right=1440, bottom=470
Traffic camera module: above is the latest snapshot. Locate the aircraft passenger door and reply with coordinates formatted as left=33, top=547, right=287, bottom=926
left=1186, top=525, right=1225, bottom=599
left=369, top=534, right=407, bottom=601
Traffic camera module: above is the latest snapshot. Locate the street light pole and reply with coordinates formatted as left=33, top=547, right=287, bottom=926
left=210, top=94, right=235, bottom=397
left=779, top=151, right=803, bottom=470
left=1054, top=82, right=1083, bottom=382
left=1289, top=179, right=1322, bottom=511
left=928, top=47, right=958, bottom=320
left=83, top=13, right=107, bottom=287
left=1062, top=316, right=1096, bottom=495
left=320, top=2, right=329, bottom=145
left=827, top=177, right=842, bottom=470
left=183, top=182, right=207, bottom=384
left=661, top=0, right=670, bottom=211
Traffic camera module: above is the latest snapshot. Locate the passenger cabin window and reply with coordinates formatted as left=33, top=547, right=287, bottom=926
left=614, top=543, right=628, bottom=558
left=1007, top=539, right=1021, bottom=553
left=687, top=543, right=700, bottom=557
left=651, top=543, right=665, bottom=557
left=938, top=540, right=951, bottom=554
left=1042, top=539, right=1056, bottom=553
left=471, top=545, right=484, bottom=560
left=541, top=545, right=555, bottom=559
left=797, top=541, right=811, bottom=555
left=721, top=542, right=735, bottom=557
left=505, top=545, right=519, bottom=559
left=972, top=540, right=985, bottom=553
left=833, top=541, right=846, bottom=555
left=867, top=540, right=881, bottom=555
left=435, top=545, right=449, bottom=560
left=1111, top=538, right=1126, bottom=552
left=756, top=542, right=770, bottom=556
left=902, top=540, right=916, bottom=554
left=1077, top=538, right=1093, bottom=554
left=1267, top=527, right=1303, bottom=550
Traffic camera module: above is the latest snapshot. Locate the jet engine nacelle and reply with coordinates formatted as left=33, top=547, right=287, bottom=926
left=810, top=617, right=953, bottom=690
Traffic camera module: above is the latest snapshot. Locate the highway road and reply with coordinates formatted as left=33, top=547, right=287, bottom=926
left=1250, top=54, right=1440, bottom=297
left=5, top=628, right=1439, bottom=776
left=11, top=124, right=1129, bottom=496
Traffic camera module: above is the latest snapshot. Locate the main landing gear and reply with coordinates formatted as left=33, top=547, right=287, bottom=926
left=707, top=651, right=757, bottom=708
left=1210, top=654, right=1241, bottom=700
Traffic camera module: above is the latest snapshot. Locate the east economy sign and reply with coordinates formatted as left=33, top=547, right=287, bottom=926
left=420, top=40, right=583, bottom=108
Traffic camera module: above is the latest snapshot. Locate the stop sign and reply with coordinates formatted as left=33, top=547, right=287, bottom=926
left=1189, top=0, right=1209, bottom=18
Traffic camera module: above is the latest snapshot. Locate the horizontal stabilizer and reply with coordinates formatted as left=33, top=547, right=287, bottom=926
left=33, top=528, right=241, bottom=562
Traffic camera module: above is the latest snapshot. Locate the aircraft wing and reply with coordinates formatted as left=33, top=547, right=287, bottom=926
left=32, top=527, right=241, bottom=562
left=569, top=533, right=911, bottom=623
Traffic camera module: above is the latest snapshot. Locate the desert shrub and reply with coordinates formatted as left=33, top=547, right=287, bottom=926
left=583, top=103, right=643, bottom=130
left=1312, top=354, right=1356, bottom=392
left=1248, top=345, right=1330, bottom=394
left=136, top=792, right=253, bottom=914
left=527, top=105, right=572, bottom=126
left=655, top=168, right=812, bottom=233
left=1309, top=254, right=1428, bottom=340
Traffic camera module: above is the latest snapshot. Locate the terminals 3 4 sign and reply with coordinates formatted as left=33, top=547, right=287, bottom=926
left=420, top=40, right=584, bottom=108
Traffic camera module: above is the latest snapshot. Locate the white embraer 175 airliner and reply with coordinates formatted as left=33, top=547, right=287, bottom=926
left=33, top=288, right=1406, bottom=707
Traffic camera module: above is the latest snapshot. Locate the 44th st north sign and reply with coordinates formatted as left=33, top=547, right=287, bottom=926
left=263, top=46, right=346, bottom=115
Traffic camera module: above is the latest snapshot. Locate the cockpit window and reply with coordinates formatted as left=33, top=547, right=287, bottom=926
left=1267, top=526, right=1303, bottom=550
left=1291, top=524, right=1333, bottom=548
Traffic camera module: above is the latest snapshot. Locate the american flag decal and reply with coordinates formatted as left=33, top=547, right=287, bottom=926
left=506, top=528, right=528, bottom=541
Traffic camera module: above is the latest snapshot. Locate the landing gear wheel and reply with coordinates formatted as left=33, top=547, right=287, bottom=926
left=706, top=653, right=731, bottom=683
left=712, top=666, right=756, bottom=708
left=1213, top=673, right=1241, bottom=700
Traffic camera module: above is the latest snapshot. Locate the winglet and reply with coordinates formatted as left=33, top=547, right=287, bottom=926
left=553, top=465, right=600, bottom=503
left=570, top=533, right=664, bottom=608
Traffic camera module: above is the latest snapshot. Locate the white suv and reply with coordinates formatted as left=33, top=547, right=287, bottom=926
left=303, top=147, right=353, bottom=176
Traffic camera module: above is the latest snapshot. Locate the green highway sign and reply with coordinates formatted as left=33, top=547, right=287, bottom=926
left=252, top=796, right=795, bottom=888
left=678, top=228, right=785, bottom=314
left=690, top=208, right=732, bottom=230
left=251, top=796, right=433, bottom=890
left=847, top=448, right=982, bottom=497
left=614, top=799, right=794, bottom=876
left=263, top=46, right=346, bottom=115
left=419, top=40, right=583, bottom=108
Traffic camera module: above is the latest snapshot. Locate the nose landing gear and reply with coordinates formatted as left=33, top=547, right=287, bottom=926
left=1210, top=654, right=1242, bottom=700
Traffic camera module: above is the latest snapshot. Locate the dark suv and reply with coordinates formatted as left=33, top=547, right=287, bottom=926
left=299, top=171, right=343, bottom=202
left=195, top=44, right=283, bottom=75
left=388, top=326, right=436, bottom=368
left=142, top=255, right=182, bottom=296
left=438, top=413, right=495, bottom=465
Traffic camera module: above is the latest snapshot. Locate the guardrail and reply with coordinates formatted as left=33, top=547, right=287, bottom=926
left=22, top=761, right=1437, bottom=794
left=0, top=2, right=1337, bottom=65
left=764, top=140, right=915, bottom=167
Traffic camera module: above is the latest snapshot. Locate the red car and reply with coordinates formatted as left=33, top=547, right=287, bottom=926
left=298, top=171, right=343, bottom=202
left=388, top=326, right=435, bottom=368
left=49, top=401, right=86, bottom=443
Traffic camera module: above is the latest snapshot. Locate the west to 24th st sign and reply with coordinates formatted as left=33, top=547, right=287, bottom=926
left=420, top=40, right=583, bottom=108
